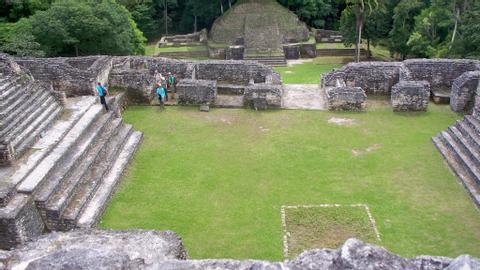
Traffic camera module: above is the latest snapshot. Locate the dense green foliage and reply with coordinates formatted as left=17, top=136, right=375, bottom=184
left=102, top=104, right=480, bottom=260
left=1, top=0, right=146, bottom=57
left=1, top=0, right=478, bottom=58
left=340, top=0, right=480, bottom=59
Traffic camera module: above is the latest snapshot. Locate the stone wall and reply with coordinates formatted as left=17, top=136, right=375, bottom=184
left=323, top=62, right=404, bottom=95
left=194, top=60, right=281, bottom=85
left=326, top=86, right=366, bottom=111
left=450, top=71, right=480, bottom=113
left=107, top=57, right=281, bottom=108
left=315, top=29, right=344, bottom=43
left=177, top=79, right=217, bottom=106
left=474, top=88, right=480, bottom=117
left=159, top=29, right=207, bottom=45
left=2, top=230, right=479, bottom=270
left=322, top=59, right=480, bottom=96
left=404, top=59, right=480, bottom=92
left=391, top=81, right=430, bottom=112
left=244, top=84, right=282, bottom=110
left=16, top=56, right=112, bottom=97
left=225, top=46, right=245, bottom=60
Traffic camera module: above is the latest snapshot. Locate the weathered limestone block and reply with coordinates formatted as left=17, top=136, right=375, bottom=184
left=450, top=71, right=480, bottom=113
left=2, top=234, right=480, bottom=270
left=0, top=194, right=44, bottom=250
left=411, top=256, right=453, bottom=270
left=195, top=61, right=278, bottom=85
left=474, top=89, right=480, bottom=117
left=300, top=43, right=316, bottom=58
left=225, top=46, right=245, bottom=60
left=391, top=81, right=430, bottom=112
left=208, top=47, right=227, bottom=59
left=404, top=59, right=480, bottom=92
left=284, top=45, right=300, bottom=60
left=326, top=86, right=366, bottom=111
left=3, top=230, right=187, bottom=269
left=108, top=71, right=155, bottom=104
left=315, top=29, right=344, bottom=43
left=445, top=255, right=480, bottom=270
left=177, top=79, right=217, bottom=106
left=0, top=53, right=22, bottom=75
left=16, top=56, right=112, bottom=97
left=244, top=84, right=282, bottom=110
left=322, top=62, right=403, bottom=94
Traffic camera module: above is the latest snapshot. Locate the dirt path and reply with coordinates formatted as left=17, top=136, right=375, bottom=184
left=282, top=84, right=326, bottom=110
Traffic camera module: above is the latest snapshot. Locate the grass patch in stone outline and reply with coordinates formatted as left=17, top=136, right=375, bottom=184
left=282, top=205, right=380, bottom=259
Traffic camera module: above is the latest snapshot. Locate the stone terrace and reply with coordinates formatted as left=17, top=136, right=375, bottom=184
left=0, top=54, right=143, bottom=249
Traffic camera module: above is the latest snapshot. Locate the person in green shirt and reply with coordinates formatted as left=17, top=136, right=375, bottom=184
left=167, top=72, right=177, bottom=100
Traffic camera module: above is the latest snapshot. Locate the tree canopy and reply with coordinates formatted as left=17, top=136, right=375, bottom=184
left=0, top=0, right=479, bottom=59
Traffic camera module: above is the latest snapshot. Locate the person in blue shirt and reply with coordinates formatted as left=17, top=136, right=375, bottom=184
left=156, top=84, right=166, bottom=106
left=96, top=82, right=109, bottom=111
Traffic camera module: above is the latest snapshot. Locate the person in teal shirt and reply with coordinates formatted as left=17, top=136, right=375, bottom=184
left=156, top=84, right=166, bottom=105
left=96, top=82, right=109, bottom=111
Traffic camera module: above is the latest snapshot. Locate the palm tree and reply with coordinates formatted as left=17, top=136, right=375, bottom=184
left=346, top=0, right=378, bottom=62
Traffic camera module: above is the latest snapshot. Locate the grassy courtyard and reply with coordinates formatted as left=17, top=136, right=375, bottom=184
left=101, top=103, right=480, bottom=260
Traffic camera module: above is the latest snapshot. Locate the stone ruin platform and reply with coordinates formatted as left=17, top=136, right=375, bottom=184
left=320, top=59, right=480, bottom=113
left=0, top=54, right=143, bottom=249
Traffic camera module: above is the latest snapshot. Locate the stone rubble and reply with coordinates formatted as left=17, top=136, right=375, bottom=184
left=0, top=232, right=478, bottom=270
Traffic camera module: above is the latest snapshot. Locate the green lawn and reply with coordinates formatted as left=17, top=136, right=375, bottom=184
left=101, top=103, right=480, bottom=260
left=275, top=57, right=348, bottom=84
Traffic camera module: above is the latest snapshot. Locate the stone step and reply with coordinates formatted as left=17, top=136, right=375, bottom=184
left=464, top=115, right=480, bottom=134
left=42, top=118, right=123, bottom=230
left=4, top=96, right=56, bottom=143
left=0, top=83, right=32, bottom=111
left=10, top=99, right=59, bottom=151
left=0, top=87, right=34, bottom=121
left=441, top=131, right=480, bottom=186
left=16, top=104, right=104, bottom=194
left=33, top=111, right=115, bottom=212
left=0, top=76, right=22, bottom=97
left=14, top=105, right=63, bottom=161
left=432, top=136, right=480, bottom=209
left=77, top=130, right=143, bottom=228
left=456, top=121, right=480, bottom=150
left=6, top=97, right=96, bottom=191
left=0, top=89, right=49, bottom=139
left=449, top=126, right=480, bottom=167
left=60, top=124, right=135, bottom=230
left=0, top=99, right=96, bottom=205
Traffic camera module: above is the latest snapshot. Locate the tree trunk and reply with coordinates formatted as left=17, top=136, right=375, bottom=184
left=367, top=38, right=371, bottom=59
left=357, top=23, right=362, bottom=62
left=220, top=1, right=224, bottom=14
left=75, top=45, right=79, bottom=57
left=194, top=15, right=197, bottom=33
left=228, top=0, right=232, bottom=9
left=450, top=8, right=460, bottom=50
left=164, top=0, right=168, bottom=36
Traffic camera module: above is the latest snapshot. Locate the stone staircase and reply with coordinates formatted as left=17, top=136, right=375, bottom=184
left=432, top=115, right=480, bottom=209
left=0, top=75, right=63, bottom=165
left=0, top=95, right=143, bottom=249
left=243, top=55, right=287, bottom=67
